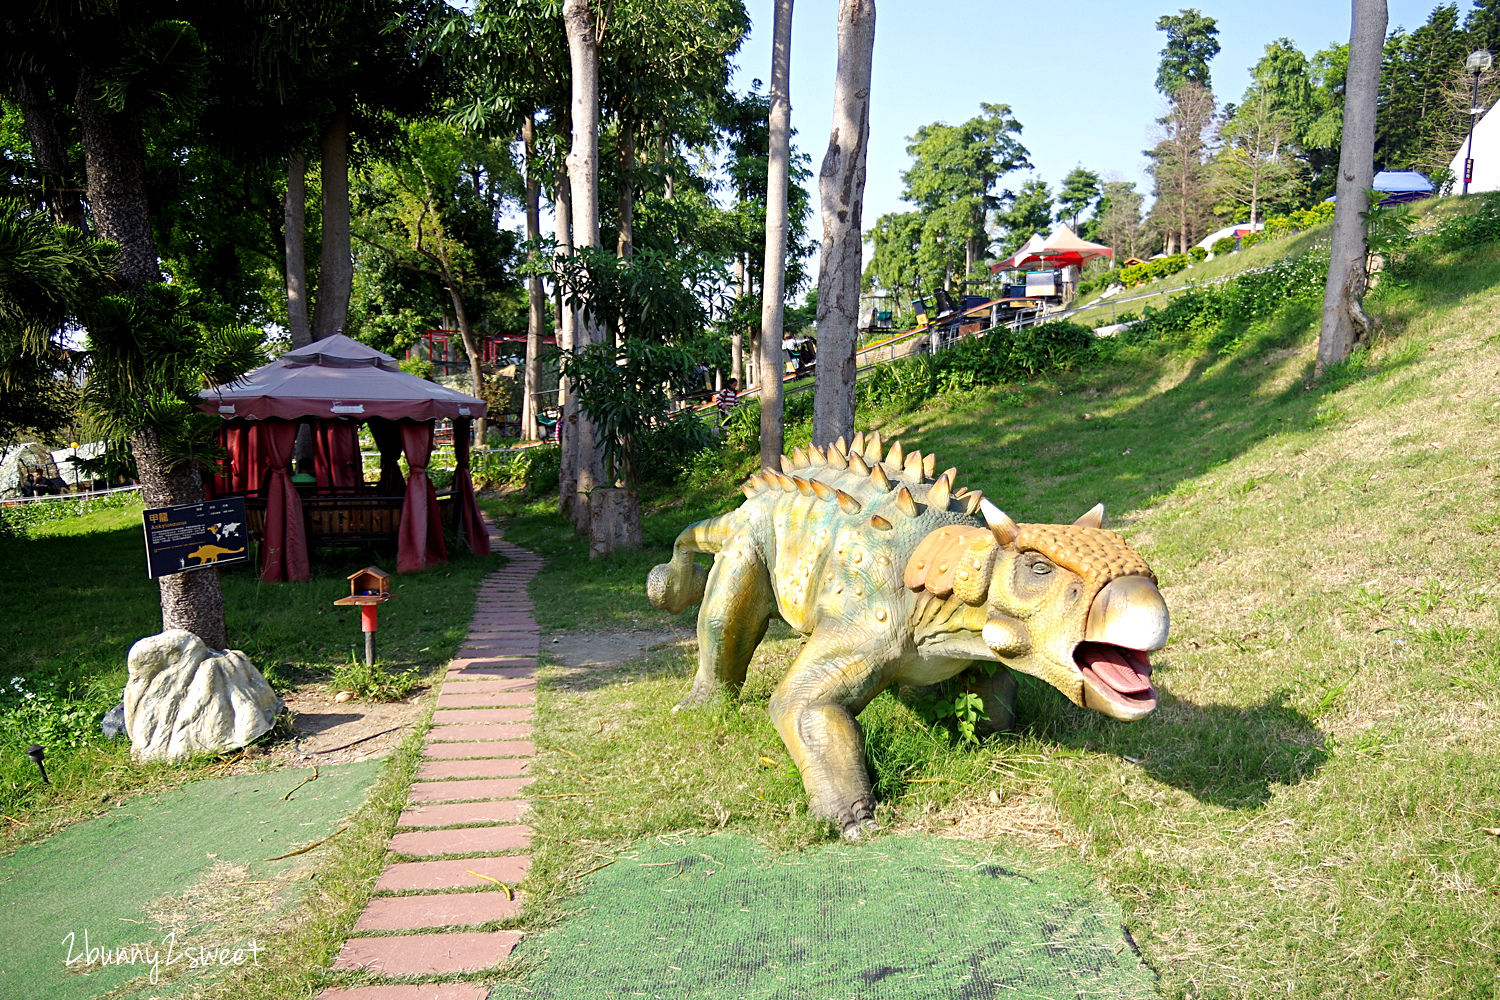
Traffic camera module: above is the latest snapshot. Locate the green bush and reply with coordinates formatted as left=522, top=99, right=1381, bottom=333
left=471, top=444, right=560, bottom=496
left=1240, top=231, right=1262, bottom=250
left=1189, top=246, right=1209, bottom=263
left=1211, top=236, right=1236, bottom=256
left=330, top=656, right=423, bottom=702
left=0, top=490, right=142, bottom=540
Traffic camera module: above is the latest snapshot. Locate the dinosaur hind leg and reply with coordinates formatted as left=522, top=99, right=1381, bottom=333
left=646, top=513, right=735, bottom=614
left=676, top=538, right=774, bottom=709
left=768, top=637, right=888, bottom=841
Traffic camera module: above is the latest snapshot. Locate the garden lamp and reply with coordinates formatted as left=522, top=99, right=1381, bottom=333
left=1464, top=49, right=1493, bottom=195
left=26, top=744, right=49, bottom=784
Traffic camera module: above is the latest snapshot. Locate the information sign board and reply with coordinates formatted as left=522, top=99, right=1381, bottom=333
left=141, top=496, right=249, bottom=578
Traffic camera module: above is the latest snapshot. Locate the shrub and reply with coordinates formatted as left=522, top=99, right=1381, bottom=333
left=1211, top=236, right=1236, bottom=256
left=471, top=444, right=560, bottom=496
left=1240, top=231, right=1261, bottom=250
left=0, top=489, right=142, bottom=540
left=1189, top=246, right=1208, bottom=262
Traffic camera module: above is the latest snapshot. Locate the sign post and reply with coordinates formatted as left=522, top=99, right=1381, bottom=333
left=141, top=497, right=250, bottom=578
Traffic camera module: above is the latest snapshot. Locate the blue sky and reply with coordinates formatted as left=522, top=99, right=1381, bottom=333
left=731, top=1, right=1479, bottom=229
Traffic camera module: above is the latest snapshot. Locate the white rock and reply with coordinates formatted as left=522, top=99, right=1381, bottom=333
left=124, top=629, right=284, bottom=762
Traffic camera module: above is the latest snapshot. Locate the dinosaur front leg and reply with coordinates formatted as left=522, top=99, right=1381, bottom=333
left=768, top=637, right=890, bottom=840
left=677, top=539, right=775, bottom=709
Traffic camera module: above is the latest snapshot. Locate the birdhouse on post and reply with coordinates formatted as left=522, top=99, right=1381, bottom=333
left=334, top=566, right=394, bottom=666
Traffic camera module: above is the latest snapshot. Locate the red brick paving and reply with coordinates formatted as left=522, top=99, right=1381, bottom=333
left=388, top=823, right=533, bottom=856
left=332, top=930, right=523, bottom=975
left=418, top=757, right=529, bottom=780
left=397, top=799, right=529, bottom=828
left=405, top=775, right=534, bottom=803
left=421, top=739, right=534, bottom=759
left=327, top=525, right=547, bottom=991
left=375, top=854, right=531, bottom=891
left=316, top=984, right=490, bottom=1000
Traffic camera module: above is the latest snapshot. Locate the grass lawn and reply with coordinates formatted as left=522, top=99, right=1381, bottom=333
left=489, top=210, right=1500, bottom=999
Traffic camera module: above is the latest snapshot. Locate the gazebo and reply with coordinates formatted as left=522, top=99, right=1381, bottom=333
left=198, top=334, right=489, bottom=581
left=991, top=224, right=1114, bottom=271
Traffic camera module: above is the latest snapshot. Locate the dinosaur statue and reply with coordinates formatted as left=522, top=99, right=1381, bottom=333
left=646, top=431, right=1169, bottom=840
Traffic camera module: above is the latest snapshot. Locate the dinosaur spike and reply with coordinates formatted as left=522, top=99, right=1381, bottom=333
left=1074, top=503, right=1106, bottom=529
left=894, top=487, right=920, bottom=518
left=953, top=487, right=969, bottom=498
left=825, top=448, right=848, bottom=471
left=870, top=515, right=893, bottom=531
left=851, top=431, right=866, bottom=456
left=927, top=474, right=951, bottom=510
left=746, top=473, right=767, bottom=493
left=780, top=454, right=794, bottom=474
left=980, top=499, right=1019, bottom=546
left=793, top=476, right=815, bottom=496
left=922, top=454, right=937, bottom=479
left=870, top=464, right=893, bottom=492
left=963, top=492, right=984, bottom=516
left=836, top=490, right=862, bottom=515
left=848, top=452, right=870, bottom=477
left=886, top=440, right=905, bottom=469
left=791, top=446, right=809, bottom=468
left=776, top=472, right=798, bottom=491
left=807, top=445, right=828, bottom=467
left=811, top=480, right=836, bottom=501
left=940, top=467, right=957, bottom=485
left=903, top=451, right=925, bottom=483
left=741, top=483, right=756, bottom=498
left=833, top=436, right=849, bottom=457
left=863, top=431, right=883, bottom=462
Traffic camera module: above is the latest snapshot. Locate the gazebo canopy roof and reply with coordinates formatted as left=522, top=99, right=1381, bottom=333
left=992, top=224, right=1114, bottom=271
left=200, top=334, right=486, bottom=422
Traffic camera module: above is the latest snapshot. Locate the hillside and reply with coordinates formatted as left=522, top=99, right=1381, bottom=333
left=494, top=195, right=1500, bottom=1000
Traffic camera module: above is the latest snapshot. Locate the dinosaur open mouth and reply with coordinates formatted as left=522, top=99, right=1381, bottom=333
left=1076, top=641, right=1157, bottom=719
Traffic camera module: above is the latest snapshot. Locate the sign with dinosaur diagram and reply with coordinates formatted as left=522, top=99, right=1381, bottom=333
left=141, top=497, right=249, bottom=579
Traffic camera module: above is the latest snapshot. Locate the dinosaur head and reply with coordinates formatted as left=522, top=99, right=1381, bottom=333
left=906, top=501, right=1169, bottom=721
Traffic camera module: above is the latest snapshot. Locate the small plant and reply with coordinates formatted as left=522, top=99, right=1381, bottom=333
left=331, top=656, right=423, bottom=702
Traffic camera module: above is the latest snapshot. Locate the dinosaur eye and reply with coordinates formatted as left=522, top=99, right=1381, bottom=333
left=1030, top=560, right=1053, bottom=576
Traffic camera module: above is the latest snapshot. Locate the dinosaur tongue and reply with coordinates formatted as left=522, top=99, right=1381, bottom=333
left=1079, top=643, right=1153, bottom=695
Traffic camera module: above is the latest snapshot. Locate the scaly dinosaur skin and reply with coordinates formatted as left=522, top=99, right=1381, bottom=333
left=647, top=431, right=1170, bottom=840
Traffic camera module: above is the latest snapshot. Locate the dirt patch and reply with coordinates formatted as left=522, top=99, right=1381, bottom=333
left=544, top=626, right=695, bottom=669
left=275, top=687, right=431, bottom=765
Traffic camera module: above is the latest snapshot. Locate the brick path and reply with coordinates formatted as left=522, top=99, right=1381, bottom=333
left=317, top=520, right=540, bottom=1000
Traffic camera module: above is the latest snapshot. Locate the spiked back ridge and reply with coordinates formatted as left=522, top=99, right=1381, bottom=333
left=739, top=436, right=987, bottom=522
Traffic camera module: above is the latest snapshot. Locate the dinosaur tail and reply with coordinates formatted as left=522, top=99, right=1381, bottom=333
left=646, top=511, right=737, bottom=613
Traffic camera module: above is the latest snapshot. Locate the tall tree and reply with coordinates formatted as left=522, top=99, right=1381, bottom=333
left=812, top=0, right=876, bottom=449
left=1090, top=179, right=1144, bottom=263
left=1147, top=81, right=1216, bottom=253
left=995, top=178, right=1053, bottom=257
left=1319, top=0, right=1386, bottom=374
left=1155, top=8, right=1221, bottom=96
left=758, top=0, right=794, bottom=470
left=1212, top=73, right=1303, bottom=225
left=1055, top=165, right=1102, bottom=231
left=562, top=0, right=608, bottom=530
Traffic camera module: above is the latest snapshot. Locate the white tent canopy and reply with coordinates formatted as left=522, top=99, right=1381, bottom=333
left=1449, top=100, right=1500, bottom=194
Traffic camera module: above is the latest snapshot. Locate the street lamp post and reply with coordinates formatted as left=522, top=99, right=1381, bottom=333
left=1464, top=49, right=1493, bottom=195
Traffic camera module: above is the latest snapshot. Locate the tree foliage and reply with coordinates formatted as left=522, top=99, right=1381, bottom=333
left=1155, top=8, right=1221, bottom=96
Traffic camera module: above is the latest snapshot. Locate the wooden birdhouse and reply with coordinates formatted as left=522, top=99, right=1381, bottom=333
left=335, top=566, right=392, bottom=605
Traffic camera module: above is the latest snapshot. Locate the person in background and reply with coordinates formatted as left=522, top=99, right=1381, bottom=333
left=715, top=378, right=740, bottom=425
left=782, top=332, right=797, bottom=373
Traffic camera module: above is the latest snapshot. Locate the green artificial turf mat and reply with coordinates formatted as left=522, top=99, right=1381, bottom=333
left=493, top=833, right=1157, bottom=1000
left=0, top=759, right=379, bottom=1000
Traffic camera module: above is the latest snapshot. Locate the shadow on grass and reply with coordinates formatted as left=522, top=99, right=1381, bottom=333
left=1019, top=685, right=1329, bottom=810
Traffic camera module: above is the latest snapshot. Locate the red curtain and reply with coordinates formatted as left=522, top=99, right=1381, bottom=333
left=451, top=418, right=490, bottom=556
left=369, top=418, right=406, bottom=495
left=260, top=420, right=309, bottom=581
left=211, top=422, right=253, bottom=496
left=313, top=421, right=364, bottom=489
left=397, top=421, right=447, bottom=572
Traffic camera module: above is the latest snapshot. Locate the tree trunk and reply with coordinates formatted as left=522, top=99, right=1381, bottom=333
left=812, top=0, right=876, bottom=449
left=134, top=427, right=227, bottom=651
left=760, top=0, right=798, bottom=471
left=522, top=114, right=545, bottom=442
left=554, top=164, right=579, bottom=521
left=1318, top=0, right=1386, bottom=375
left=284, top=150, right=312, bottom=347
left=587, top=487, right=642, bottom=558
left=446, top=283, right=488, bottom=444
left=616, top=126, right=635, bottom=260
left=311, top=108, right=352, bottom=341
left=77, top=67, right=226, bottom=649
left=564, top=0, right=608, bottom=535
left=17, top=72, right=87, bottom=232
left=731, top=255, right=745, bottom=383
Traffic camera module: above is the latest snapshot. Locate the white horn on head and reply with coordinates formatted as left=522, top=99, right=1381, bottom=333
left=1074, top=503, right=1105, bottom=529
left=979, top=498, right=1019, bottom=546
